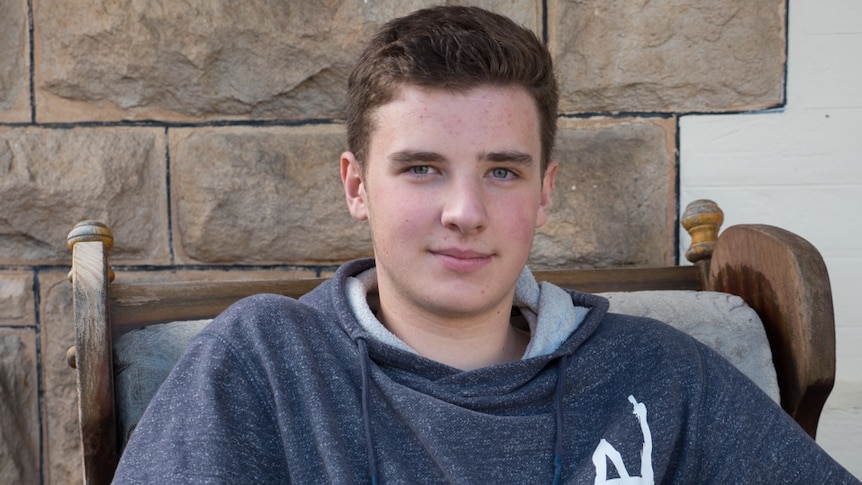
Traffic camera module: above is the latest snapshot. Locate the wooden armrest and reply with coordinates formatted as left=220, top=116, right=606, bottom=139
left=708, top=224, right=835, bottom=437
left=67, top=223, right=118, bottom=485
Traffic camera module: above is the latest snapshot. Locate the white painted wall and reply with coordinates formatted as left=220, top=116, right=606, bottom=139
left=679, top=0, right=862, bottom=406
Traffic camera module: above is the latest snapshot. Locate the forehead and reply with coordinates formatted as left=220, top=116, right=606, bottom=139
left=367, top=84, right=542, bottom=160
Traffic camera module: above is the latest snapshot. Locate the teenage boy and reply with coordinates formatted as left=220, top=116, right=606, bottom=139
left=114, top=6, right=858, bottom=484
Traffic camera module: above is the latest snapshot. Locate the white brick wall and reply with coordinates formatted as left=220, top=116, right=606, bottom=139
left=679, top=0, right=862, bottom=400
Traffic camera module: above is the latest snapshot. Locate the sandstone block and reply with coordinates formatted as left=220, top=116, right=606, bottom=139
left=549, top=0, right=786, bottom=113
left=530, top=117, right=677, bottom=269
left=170, top=125, right=371, bottom=264
left=0, top=0, right=29, bottom=122
left=39, top=271, right=82, bottom=485
left=0, top=329, right=40, bottom=485
left=0, top=127, right=169, bottom=265
left=34, top=0, right=536, bottom=122
left=0, top=272, right=34, bottom=326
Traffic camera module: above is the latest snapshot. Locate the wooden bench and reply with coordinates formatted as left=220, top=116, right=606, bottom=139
left=65, top=199, right=836, bottom=485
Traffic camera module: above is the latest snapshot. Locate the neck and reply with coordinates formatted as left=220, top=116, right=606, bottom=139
left=372, top=290, right=529, bottom=371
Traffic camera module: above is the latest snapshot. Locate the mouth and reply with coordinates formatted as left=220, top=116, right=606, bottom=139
left=430, top=248, right=494, bottom=272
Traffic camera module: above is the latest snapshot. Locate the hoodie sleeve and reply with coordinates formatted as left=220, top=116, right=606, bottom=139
left=690, top=343, right=858, bottom=484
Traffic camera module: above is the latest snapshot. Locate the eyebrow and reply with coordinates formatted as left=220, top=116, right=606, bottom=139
left=389, top=150, right=446, bottom=164
left=480, top=150, right=534, bottom=165
left=389, top=150, right=534, bottom=165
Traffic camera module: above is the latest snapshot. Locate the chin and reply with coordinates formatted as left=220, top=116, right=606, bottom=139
left=422, top=287, right=510, bottom=318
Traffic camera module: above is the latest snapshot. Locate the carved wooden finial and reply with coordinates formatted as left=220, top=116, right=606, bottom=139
left=67, top=220, right=114, bottom=251
left=681, top=199, right=724, bottom=264
left=67, top=221, right=115, bottom=282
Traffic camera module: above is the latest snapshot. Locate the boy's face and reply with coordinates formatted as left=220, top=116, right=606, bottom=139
left=341, top=84, right=556, bottom=322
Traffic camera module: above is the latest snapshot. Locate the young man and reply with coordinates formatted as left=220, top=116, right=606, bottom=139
left=114, top=6, right=858, bottom=484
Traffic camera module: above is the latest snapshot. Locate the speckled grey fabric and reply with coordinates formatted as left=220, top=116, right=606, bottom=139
left=112, top=259, right=858, bottom=484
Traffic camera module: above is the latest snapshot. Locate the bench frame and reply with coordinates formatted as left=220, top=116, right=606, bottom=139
left=65, top=200, right=836, bottom=484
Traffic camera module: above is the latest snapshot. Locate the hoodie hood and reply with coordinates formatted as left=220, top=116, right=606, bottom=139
left=344, top=262, right=593, bottom=360
left=316, top=258, right=612, bottom=370
left=301, top=258, right=613, bottom=402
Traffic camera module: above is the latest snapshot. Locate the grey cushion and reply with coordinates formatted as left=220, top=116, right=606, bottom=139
left=114, top=319, right=211, bottom=448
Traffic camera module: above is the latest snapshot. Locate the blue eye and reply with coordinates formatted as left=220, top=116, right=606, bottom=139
left=491, top=168, right=511, bottom=179
left=410, top=166, right=430, bottom=175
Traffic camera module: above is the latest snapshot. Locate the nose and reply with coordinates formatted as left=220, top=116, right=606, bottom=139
left=440, top=179, right=489, bottom=234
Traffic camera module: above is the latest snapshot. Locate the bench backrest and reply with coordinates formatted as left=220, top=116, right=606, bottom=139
left=65, top=200, right=836, bottom=485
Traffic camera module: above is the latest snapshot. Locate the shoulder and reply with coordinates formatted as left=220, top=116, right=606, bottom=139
left=204, top=291, right=332, bottom=342
left=585, top=308, right=778, bottom=422
left=591, top=309, right=699, bottom=355
left=580, top=308, right=752, bottom=401
left=219, top=291, right=323, bottom=322
left=192, top=292, right=341, bottom=371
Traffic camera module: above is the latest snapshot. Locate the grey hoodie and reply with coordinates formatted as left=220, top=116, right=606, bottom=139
left=114, top=258, right=858, bottom=484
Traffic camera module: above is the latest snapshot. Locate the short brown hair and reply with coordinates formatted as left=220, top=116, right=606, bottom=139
left=346, top=6, right=558, bottom=171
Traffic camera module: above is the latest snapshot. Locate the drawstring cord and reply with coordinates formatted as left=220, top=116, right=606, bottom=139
left=357, top=338, right=380, bottom=485
left=552, top=354, right=569, bottom=485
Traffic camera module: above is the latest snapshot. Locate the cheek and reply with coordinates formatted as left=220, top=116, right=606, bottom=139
left=369, top=189, right=431, bottom=234
left=502, top=193, right=543, bottom=228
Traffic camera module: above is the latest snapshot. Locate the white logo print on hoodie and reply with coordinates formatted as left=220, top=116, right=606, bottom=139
left=592, top=395, right=655, bottom=485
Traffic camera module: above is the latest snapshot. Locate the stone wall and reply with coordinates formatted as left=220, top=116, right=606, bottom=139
left=0, top=1, right=786, bottom=483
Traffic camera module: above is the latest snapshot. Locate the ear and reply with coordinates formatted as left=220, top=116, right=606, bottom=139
left=535, top=160, right=557, bottom=228
left=341, top=151, right=369, bottom=221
